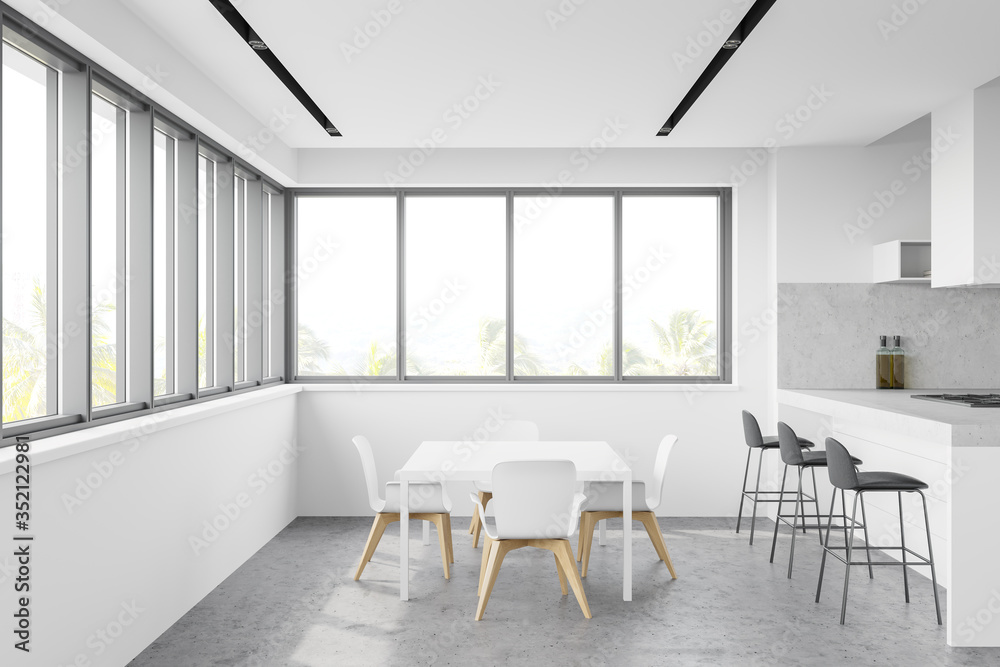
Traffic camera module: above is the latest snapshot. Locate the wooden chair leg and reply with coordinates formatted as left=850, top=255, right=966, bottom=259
left=580, top=512, right=597, bottom=578
left=475, top=540, right=509, bottom=621
left=639, top=512, right=677, bottom=579
left=555, top=553, right=569, bottom=595
left=479, top=535, right=492, bottom=596
left=472, top=514, right=482, bottom=549
left=468, top=502, right=479, bottom=534
left=555, top=540, right=592, bottom=619
left=354, top=514, right=389, bottom=581
left=471, top=492, right=491, bottom=549
left=577, top=512, right=590, bottom=562
left=432, top=515, right=450, bottom=580
left=443, top=513, right=454, bottom=563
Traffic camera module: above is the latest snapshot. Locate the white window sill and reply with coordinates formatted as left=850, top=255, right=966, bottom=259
left=297, top=382, right=739, bottom=393
left=0, top=385, right=299, bottom=475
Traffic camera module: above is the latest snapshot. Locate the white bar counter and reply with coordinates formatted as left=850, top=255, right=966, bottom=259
left=779, top=388, right=1000, bottom=647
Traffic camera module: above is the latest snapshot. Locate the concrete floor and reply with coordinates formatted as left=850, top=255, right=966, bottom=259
left=131, top=517, right=999, bottom=666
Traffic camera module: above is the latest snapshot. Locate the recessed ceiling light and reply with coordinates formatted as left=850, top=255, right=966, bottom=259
left=722, top=39, right=741, bottom=50
left=247, top=30, right=268, bottom=51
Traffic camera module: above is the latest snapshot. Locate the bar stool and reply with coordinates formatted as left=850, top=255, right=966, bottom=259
left=816, top=437, right=942, bottom=625
left=770, top=422, right=869, bottom=579
left=736, top=410, right=814, bottom=544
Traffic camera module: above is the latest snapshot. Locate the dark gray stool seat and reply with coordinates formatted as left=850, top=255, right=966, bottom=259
left=854, top=471, right=928, bottom=491
left=799, top=451, right=863, bottom=467
left=736, top=410, right=818, bottom=545
left=816, top=437, right=942, bottom=626
left=760, top=435, right=813, bottom=449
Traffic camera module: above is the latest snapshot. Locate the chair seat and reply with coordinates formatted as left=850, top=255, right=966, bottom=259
left=854, top=471, right=928, bottom=491
left=382, top=481, right=451, bottom=514
left=582, top=481, right=653, bottom=512
left=474, top=480, right=492, bottom=493
left=759, top=435, right=814, bottom=450
left=798, top=451, right=863, bottom=467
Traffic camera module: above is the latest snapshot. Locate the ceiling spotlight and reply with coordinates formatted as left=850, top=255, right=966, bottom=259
left=723, top=24, right=744, bottom=50
left=247, top=29, right=268, bottom=50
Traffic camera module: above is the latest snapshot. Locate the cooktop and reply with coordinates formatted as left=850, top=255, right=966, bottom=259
left=912, top=394, right=1000, bottom=407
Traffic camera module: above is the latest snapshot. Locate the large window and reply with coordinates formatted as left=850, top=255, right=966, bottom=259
left=622, top=195, right=720, bottom=377
left=0, top=13, right=284, bottom=445
left=513, top=195, right=613, bottom=376
left=2, top=43, right=58, bottom=422
left=296, top=196, right=396, bottom=376
left=90, top=92, right=128, bottom=407
left=405, top=196, right=506, bottom=377
left=152, top=129, right=177, bottom=396
left=292, top=189, right=730, bottom=383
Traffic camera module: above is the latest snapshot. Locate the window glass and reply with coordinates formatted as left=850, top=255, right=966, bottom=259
left=621, top=196, right=719, bottom=377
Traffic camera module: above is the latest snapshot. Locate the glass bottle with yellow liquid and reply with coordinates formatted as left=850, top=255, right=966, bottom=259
left=877, top=336, right=892, bottom=389
left=890, top=336, right=905, bottom=389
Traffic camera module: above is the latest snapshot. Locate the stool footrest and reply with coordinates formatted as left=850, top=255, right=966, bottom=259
left=822, top=545, right=933, bottom=568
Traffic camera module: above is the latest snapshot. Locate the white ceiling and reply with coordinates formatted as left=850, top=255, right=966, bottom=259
left=121, top=0, right=1000, bottom=149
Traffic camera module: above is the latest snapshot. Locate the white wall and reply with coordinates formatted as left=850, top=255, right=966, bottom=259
left=294, top=146, right=776, bottom=517
left=776, top=134, right=932, bottom=283
left=0, top=387, right=298, bottom=667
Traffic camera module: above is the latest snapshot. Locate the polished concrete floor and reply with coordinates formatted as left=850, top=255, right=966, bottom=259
left=131, top=517, right=999, bottom=666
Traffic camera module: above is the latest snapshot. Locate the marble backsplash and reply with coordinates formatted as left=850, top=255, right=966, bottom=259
left=777, top=283, right=1000, bottom=389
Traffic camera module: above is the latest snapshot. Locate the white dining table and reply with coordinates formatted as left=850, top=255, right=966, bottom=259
left=397, top=440, right=633, bottom=602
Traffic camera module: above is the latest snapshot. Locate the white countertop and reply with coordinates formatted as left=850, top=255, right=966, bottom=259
left=778, top=389, right=1000, bottom=447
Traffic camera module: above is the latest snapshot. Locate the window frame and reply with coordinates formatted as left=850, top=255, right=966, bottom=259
left=289, top=187, right=732, bottom=385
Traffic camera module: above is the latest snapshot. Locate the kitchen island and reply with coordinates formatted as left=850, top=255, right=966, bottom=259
left=778, top=389, right=1000, bottom=647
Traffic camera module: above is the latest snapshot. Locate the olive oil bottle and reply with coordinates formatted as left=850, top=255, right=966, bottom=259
left=877, top=336, right=892, bottom=389
left=891, top=336, right=905, bottom=389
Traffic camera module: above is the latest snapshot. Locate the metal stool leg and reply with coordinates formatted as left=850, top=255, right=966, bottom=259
left=787, top=467, right=804, bottom=578
left=898, top=491, right=909, bottom=601
left=816, top=487, right=838, bottom=603
left=810, top=467, right=822, bottom=543
left=749, top=448, right=766, bottom=545
left=769, top=464, right=789, bottom=562
left=840, top=491, right=861, bottom=625
left=840, top=489, right=849, bottom=548
left=918, top=490, right=943, bottom=625
left=736, top=448, right=752, bottom=533
left=859, top=493, right=874, bottom=579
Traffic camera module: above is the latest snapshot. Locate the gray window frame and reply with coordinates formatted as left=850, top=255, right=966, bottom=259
left=289, top=187, right=733, bottom=385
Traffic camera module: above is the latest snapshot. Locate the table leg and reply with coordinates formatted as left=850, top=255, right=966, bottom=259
left=400, top=480, right=409, bottom=601
left=623, top=473, right=632, bottom=601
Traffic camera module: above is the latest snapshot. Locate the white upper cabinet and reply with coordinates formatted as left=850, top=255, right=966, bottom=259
left=931, top=76, right=1000, bottom=287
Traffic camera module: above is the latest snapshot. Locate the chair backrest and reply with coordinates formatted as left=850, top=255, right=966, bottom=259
left=491, top=460, right=577, bottom=539
left=650, top=435, right=679, bottom=500
left=777, top=421, right=805, bottom=465
left=492, top=420, right=540, bottom=441
left=825, top=437, right=860, bottom=490
left=742, top=410, right=764, bottom=448
left=351, top=436, right=383, bottom=512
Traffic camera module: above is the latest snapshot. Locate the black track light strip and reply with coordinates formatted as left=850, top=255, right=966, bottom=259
left=208, top=0, right=341, bottom=136
left=657, top=0, right=777, bottom=137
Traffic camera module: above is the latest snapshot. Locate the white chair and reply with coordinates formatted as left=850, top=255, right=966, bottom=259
left=471, top=460, right=591, bottom=621
left=577, top=435, right=679, bottom=579
left=352, top=436, right=455, bottom=580
left=468, top=420, right=540, bottom=548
